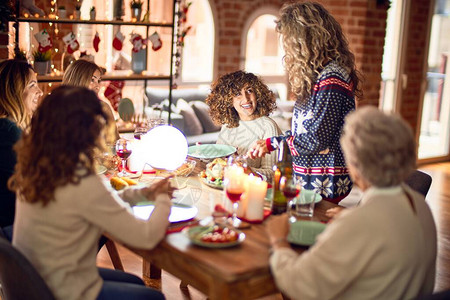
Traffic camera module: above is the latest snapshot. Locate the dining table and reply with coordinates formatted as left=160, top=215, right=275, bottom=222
left=120, top=158, right=338, bottom=300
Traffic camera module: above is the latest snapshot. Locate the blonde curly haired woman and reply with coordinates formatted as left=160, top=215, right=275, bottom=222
left=248, top=2, right=362, bottom=203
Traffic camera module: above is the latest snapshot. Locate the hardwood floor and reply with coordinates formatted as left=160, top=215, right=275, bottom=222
left=96, top=162, right=450, bottom=299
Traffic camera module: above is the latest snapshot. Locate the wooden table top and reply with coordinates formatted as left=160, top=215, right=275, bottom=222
left=125, top=159, right=337, bottom=299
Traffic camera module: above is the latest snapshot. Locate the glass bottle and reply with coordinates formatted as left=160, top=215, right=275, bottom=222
left=271, top=140, right=293, bottom=215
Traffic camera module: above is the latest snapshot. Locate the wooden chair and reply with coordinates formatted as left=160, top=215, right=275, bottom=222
left=105, top=239, right=124, bottom=271
left=404, top=170, right=432, bottom=197
left=0, top=237, right=55, bottom=300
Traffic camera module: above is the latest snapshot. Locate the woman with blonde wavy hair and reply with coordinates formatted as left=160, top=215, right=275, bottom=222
left=248, top=1, right=362, bottom=203
left=0, top=59, right=42, bottom=229
left=10, top=86, right=170, bottom=300
left=62, top=59, right=120, bottom=142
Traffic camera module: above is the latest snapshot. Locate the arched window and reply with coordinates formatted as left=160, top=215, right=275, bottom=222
left=180, top=0, right=214, bottom=84
left=243, top=12, right=286, bottom=100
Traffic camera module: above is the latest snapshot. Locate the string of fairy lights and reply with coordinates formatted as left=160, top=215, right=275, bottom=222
left=9, top=0, right=187, bottom=90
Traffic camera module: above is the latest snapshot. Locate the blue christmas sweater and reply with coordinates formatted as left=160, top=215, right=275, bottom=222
left=268, top=61, right=355, bottom=201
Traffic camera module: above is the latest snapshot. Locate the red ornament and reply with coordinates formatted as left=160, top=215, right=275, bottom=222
left=113, top=32, right=125, bottom=51
left=93, top=32, right=100, bottom=52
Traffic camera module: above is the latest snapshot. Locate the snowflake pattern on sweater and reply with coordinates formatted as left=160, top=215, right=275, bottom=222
left=270, top=61, right=355, bottom=200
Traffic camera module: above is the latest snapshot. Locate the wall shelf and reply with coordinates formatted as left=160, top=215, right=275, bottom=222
left=15, top=17, right=173, bottom=28
left=37, top=74, right=171, bottom=83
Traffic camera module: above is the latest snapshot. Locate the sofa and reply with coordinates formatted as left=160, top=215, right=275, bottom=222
left=145, top=87, right=221, bottom=145
left=145, top=87, right=294, bottom=146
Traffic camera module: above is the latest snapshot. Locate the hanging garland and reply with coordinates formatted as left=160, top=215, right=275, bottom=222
left=172, top=0, right=192, bottom=86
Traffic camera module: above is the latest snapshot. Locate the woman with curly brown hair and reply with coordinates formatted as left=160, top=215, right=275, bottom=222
left=248, top=2, right=362, bottom=203
left=0, top=59, right=42, bottom=229
left=206, top=70, right=281, bottom=180
left=10, top=86, right=170, bottom=300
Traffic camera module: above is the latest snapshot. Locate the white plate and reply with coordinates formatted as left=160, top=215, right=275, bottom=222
left=187, top=144, right=236, bottom=160
left=96, top=165, right=107, bottom=175
left=133, top=202, right=198, bottom=223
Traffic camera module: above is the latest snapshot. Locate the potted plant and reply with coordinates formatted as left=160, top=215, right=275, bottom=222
left=58, top=5, right=67, bottom=18
left=14, top=49, right=28, bottom=61
left=32, top=50, right=51, bottom=75
left=130, top=0, right=143, bottom=21
left=74, top=4, right=81, bottom=19
left=90, top=6, right=96, bottom=20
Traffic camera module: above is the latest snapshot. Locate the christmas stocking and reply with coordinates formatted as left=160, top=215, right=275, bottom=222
left=34, top=29, right=53, bottom=53
left=62, top=32, right=80, bottom=54
left=149, top=31, right=162, bottom=51
left=113, top=32, right=125, bottom=51
left=93, top=32, right=100, bottom=52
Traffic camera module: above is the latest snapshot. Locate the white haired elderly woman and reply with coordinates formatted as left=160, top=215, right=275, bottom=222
left=266, top=106, right=437, bottom=300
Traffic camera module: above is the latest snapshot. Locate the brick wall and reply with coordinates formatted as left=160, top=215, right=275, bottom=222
left=210, top=0, right=388, bottom=106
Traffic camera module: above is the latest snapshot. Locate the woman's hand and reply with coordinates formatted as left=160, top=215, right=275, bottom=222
left=247, top=139, right=269, bottom=159
left=141, top=175, right=176, bottom=200
left=266, top=214, right=290, bottom=250
left=325, top=207, right=344, bottom=222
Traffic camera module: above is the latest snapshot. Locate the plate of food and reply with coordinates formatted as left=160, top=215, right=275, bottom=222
left=199, top=157, right=227, bottom=189
left=185, top=225, right=245, bottom=248
left=187, top=144, right=236, bottom=160
left=110, top=176, right=141, bottom=190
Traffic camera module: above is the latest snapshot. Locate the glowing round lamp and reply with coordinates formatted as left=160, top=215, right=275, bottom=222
left=140, top=125, right=188, bottom=171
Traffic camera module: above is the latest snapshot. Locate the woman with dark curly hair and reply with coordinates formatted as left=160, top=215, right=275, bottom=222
left=248, top=2, right=362, bottom=203
left=10, top=86, right=170, bottom=300
left=0, top=59, right=42, bottom=229
left=206, top=70, right=281, bottom=180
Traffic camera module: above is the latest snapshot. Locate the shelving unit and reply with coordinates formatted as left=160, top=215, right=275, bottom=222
left=11, top=0, right=180, bottom=123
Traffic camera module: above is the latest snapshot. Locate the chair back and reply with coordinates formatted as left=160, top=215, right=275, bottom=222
left=404, top=170, right=432, bottom=197
left=0, top=238, right=55, bottom=300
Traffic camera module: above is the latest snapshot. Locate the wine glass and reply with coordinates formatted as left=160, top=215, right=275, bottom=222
left=280, top=174, right=302, bottom=220
left=224, top=157, right=246, bottom=228
left=115, top=138, right=133, bottom=177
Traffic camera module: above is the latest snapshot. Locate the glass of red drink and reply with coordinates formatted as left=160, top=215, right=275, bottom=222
left=280, top=174, right=303, bottom=219
left=224, top=156, right=246, bottom=228
left=115, top=138, right=133, bottom=177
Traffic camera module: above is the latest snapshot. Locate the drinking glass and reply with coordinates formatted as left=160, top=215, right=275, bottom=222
left=224, top=157, right=245, bottom=228
left=115, top=138, right=133, bottom=177
left=280, top=174, right=302, bottom=219
left=134, top=124, right=149, bottom=140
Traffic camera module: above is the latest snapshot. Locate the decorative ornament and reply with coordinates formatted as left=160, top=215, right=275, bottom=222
left=93, top=32, right=100, bottom=52
left=21, top=0, right=44, bottom=17
left=130, top=33, right=147, bottom=53
left=79, top=51, right=95, bottom=62
left=180, top=1, right=192, bottom=23
left=142, top=10, right=150, bottom=22
left=104, top=81, right=126, bottom=111
left=113, top=31, right=125, bottom=51
left=149, top=31, right=162, bottom=51
left=34, top=29, right=53, bottom=53
left=62, top=32, right=80, bottom=54
left=178, top=26, right=192, bottom=47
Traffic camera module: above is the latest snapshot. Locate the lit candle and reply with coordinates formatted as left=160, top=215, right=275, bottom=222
left=245, top=175, right=268, bottom=221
